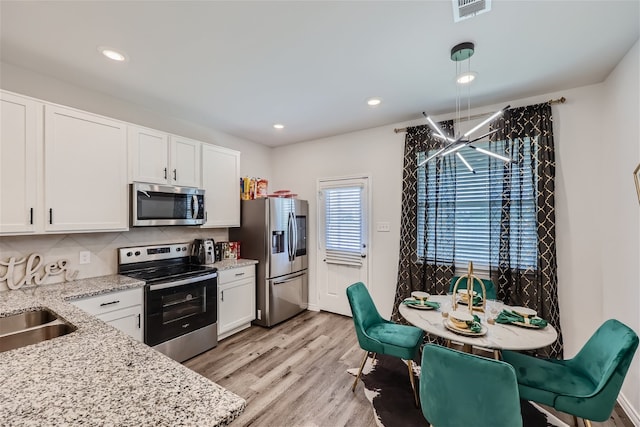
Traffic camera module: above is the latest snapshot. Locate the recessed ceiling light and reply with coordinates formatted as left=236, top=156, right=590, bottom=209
left=456, top=71, right=477, bottom=85
left=99, top=47, right=127, bottom=62
left=367, top=98, right=382, bottom=106
left=273, top=124, right=284, bottom=129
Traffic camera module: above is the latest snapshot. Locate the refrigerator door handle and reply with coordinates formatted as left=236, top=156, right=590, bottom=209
left=287, top=211, right=295, bottom=262
left=291, top=211, right=298, bottom=260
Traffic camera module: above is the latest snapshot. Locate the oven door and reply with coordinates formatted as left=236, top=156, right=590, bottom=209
left=145, top=272, right=217, bottom=346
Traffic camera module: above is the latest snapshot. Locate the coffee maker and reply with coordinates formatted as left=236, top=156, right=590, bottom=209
left=192, top=239, right=215, bottom=264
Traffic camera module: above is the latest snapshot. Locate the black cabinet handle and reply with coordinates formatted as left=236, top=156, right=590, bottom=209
left=99, top=300, right=120, bottom=307
left=30, top=208, right=33, bottom=225
left=221, top=290, right=224, bottom=302
left=49, top=208, right=53, bottom=224
left=173, top=169, right=177, bottom=181
left=164, top=167, right=167, bottom=179
left=137, top=313, right=141, bottom=328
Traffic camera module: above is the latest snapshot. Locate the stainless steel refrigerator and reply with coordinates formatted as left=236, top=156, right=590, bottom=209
left=230, top=198, right=308, bottom=327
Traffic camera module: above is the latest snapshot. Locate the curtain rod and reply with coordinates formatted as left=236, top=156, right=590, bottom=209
left=393, top=97, right=566, bottom=134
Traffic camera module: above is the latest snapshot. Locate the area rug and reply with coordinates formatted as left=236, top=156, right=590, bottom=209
left=347, top=354, right=569, bottom=427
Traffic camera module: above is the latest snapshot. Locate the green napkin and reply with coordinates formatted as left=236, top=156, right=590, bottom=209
left=495, top=310, right=548, bottom=328
left=403, top=299, right=440, bottom=309
left=466, top=314, right=482, bottom=333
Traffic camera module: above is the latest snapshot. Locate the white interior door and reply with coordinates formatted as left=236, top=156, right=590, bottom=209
left=317, top=176, right=369, bottom=316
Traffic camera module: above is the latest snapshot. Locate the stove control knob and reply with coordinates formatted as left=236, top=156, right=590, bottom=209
left=135, top=251, right=141, bottom=256
left=176, top=247, right=181, bottom=252
left=126, top=251, right=133, bottom=257
left=182, top=246, right=187, bottom=251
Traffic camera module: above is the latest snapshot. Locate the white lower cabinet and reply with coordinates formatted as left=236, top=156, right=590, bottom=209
left=218, top=265, right=256, bottom=340
left=71, top=287, right=144, bottom=342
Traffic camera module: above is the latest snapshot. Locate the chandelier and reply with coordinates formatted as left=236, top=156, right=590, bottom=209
left=418, top=42, right=511, bottom=173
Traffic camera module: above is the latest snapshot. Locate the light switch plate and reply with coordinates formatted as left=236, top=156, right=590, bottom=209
left=376, top=222, right=390, bottom=232
left=79, top=251, right=91, bottom=264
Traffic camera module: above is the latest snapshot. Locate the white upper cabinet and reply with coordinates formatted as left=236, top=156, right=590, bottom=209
left=44, top=105, right=128, bottom=232
left=129, top=126, right=200, bottom=188
left=170, top=136, right=201, bottom=187
left=0, top=92, right=41, bottom=234
left=201, top=144, right=240, bottom=228
left=128, top=126, right=169, bottom=185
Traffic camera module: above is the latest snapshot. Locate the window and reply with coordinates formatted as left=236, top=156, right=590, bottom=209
left=417, top=138, right=537, bottom=270
left=320, top=183, right=365, bottom=266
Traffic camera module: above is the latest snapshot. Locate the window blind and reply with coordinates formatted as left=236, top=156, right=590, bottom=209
left=417, top=138, right=537, bottom=270
left=323, top=185, right=364, bottom=266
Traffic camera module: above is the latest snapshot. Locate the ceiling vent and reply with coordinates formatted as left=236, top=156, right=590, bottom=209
left=453, top=0, right=492, bottom=22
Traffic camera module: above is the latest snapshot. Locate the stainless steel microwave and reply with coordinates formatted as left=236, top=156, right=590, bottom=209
left=131, top=183, right=205, bottom=226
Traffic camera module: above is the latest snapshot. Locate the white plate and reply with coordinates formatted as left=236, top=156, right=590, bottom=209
left=511, top=306, right=537, bottom=317
left=456, top=289, right=478, bottom=296
left=443, top=319, right=487, bottom=337
left=511, top=320, right=544, bottom=329
left=403, top=297, right=437, bottom=310
left=411, top=291, right=430, bottom=300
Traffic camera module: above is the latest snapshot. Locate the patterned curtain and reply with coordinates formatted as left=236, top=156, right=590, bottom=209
left=392, top=120, right=456, bottom=320
left=391, top=103, right=563, bottom=359
left=488, top=102, right=563, bottom=358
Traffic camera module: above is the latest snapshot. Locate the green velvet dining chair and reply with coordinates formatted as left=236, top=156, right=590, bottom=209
left=346, top=282, right=424, bottom=407
left=420, top=344, right=523, bottom=427
left=502, top=319, right=639, bottom=427
left=449, top=276, right=497, bottom=301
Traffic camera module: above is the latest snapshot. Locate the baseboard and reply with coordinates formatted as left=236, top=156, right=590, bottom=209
left=307, top=303, right=320, bottom=312
left=618, top=392, right=640, bottom=426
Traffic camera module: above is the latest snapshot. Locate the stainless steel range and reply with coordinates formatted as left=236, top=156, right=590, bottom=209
left=117, top=242, right=217, bottom=362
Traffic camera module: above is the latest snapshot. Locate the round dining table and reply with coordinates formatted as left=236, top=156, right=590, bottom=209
left=399, top=295, right=558, bottom=359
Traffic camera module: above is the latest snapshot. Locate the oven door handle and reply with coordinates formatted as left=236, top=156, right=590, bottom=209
left=148, top=272, right=217, bottom=291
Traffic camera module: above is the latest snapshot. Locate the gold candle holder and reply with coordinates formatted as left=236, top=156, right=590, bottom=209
left=451, top=261, right=487, bottom=315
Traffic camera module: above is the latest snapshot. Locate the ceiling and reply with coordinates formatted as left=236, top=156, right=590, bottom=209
left=1, top=1, right=638, bottom=147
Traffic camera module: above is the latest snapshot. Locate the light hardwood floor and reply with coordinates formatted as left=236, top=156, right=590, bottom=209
left=184, top=310, right=633, bottom=427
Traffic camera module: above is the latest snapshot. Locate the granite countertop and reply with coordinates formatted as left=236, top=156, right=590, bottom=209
left=0, top=275, right=246, bottom=426
left=210, top=258, right=258, bottom=271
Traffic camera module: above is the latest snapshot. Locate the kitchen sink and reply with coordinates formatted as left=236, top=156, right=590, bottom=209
left=0, top=309, right=57, bottom=335
left=0, top=309, right=76, bottom=353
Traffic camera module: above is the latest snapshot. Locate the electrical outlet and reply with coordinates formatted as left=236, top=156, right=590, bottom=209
left=376, top=222, right=390, bottom=232
left=79, top=251, right=91, bottom=265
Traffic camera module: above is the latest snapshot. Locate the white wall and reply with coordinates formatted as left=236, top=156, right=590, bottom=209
left=269, top=125, right=406, bottom=312
left=0, top=61, right=273, bottom=290
left=272, top=47, right=640, bottom=419
left=602, top=40, right=640, bottom=422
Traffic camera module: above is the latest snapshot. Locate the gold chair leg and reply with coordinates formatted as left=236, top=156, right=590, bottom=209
left=583, top=419, right=592, bottom=427
left=407, top=359, right=419, bottom=408
left=572, top=415, right=579, bottom=427
left=493, top=349, right=501, bottom=360
left=352, top=351, right=370, bottom=392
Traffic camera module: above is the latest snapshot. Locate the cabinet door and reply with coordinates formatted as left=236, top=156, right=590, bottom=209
left=218, top=277, right=256, bottom=336
left=44, top=105, right=128, bottom=232
left=0, top=92, right=40, bottom=234
left=170, top=136, right=200, bottom=187
left=201, top=144, right=240, bottom=227
left=129, top=126, right=170, bottom=184
left=96, top=305, right=143, bottom=342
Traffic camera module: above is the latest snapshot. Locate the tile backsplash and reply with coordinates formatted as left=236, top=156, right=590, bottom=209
left=0, top=227, right=228, bottom=291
